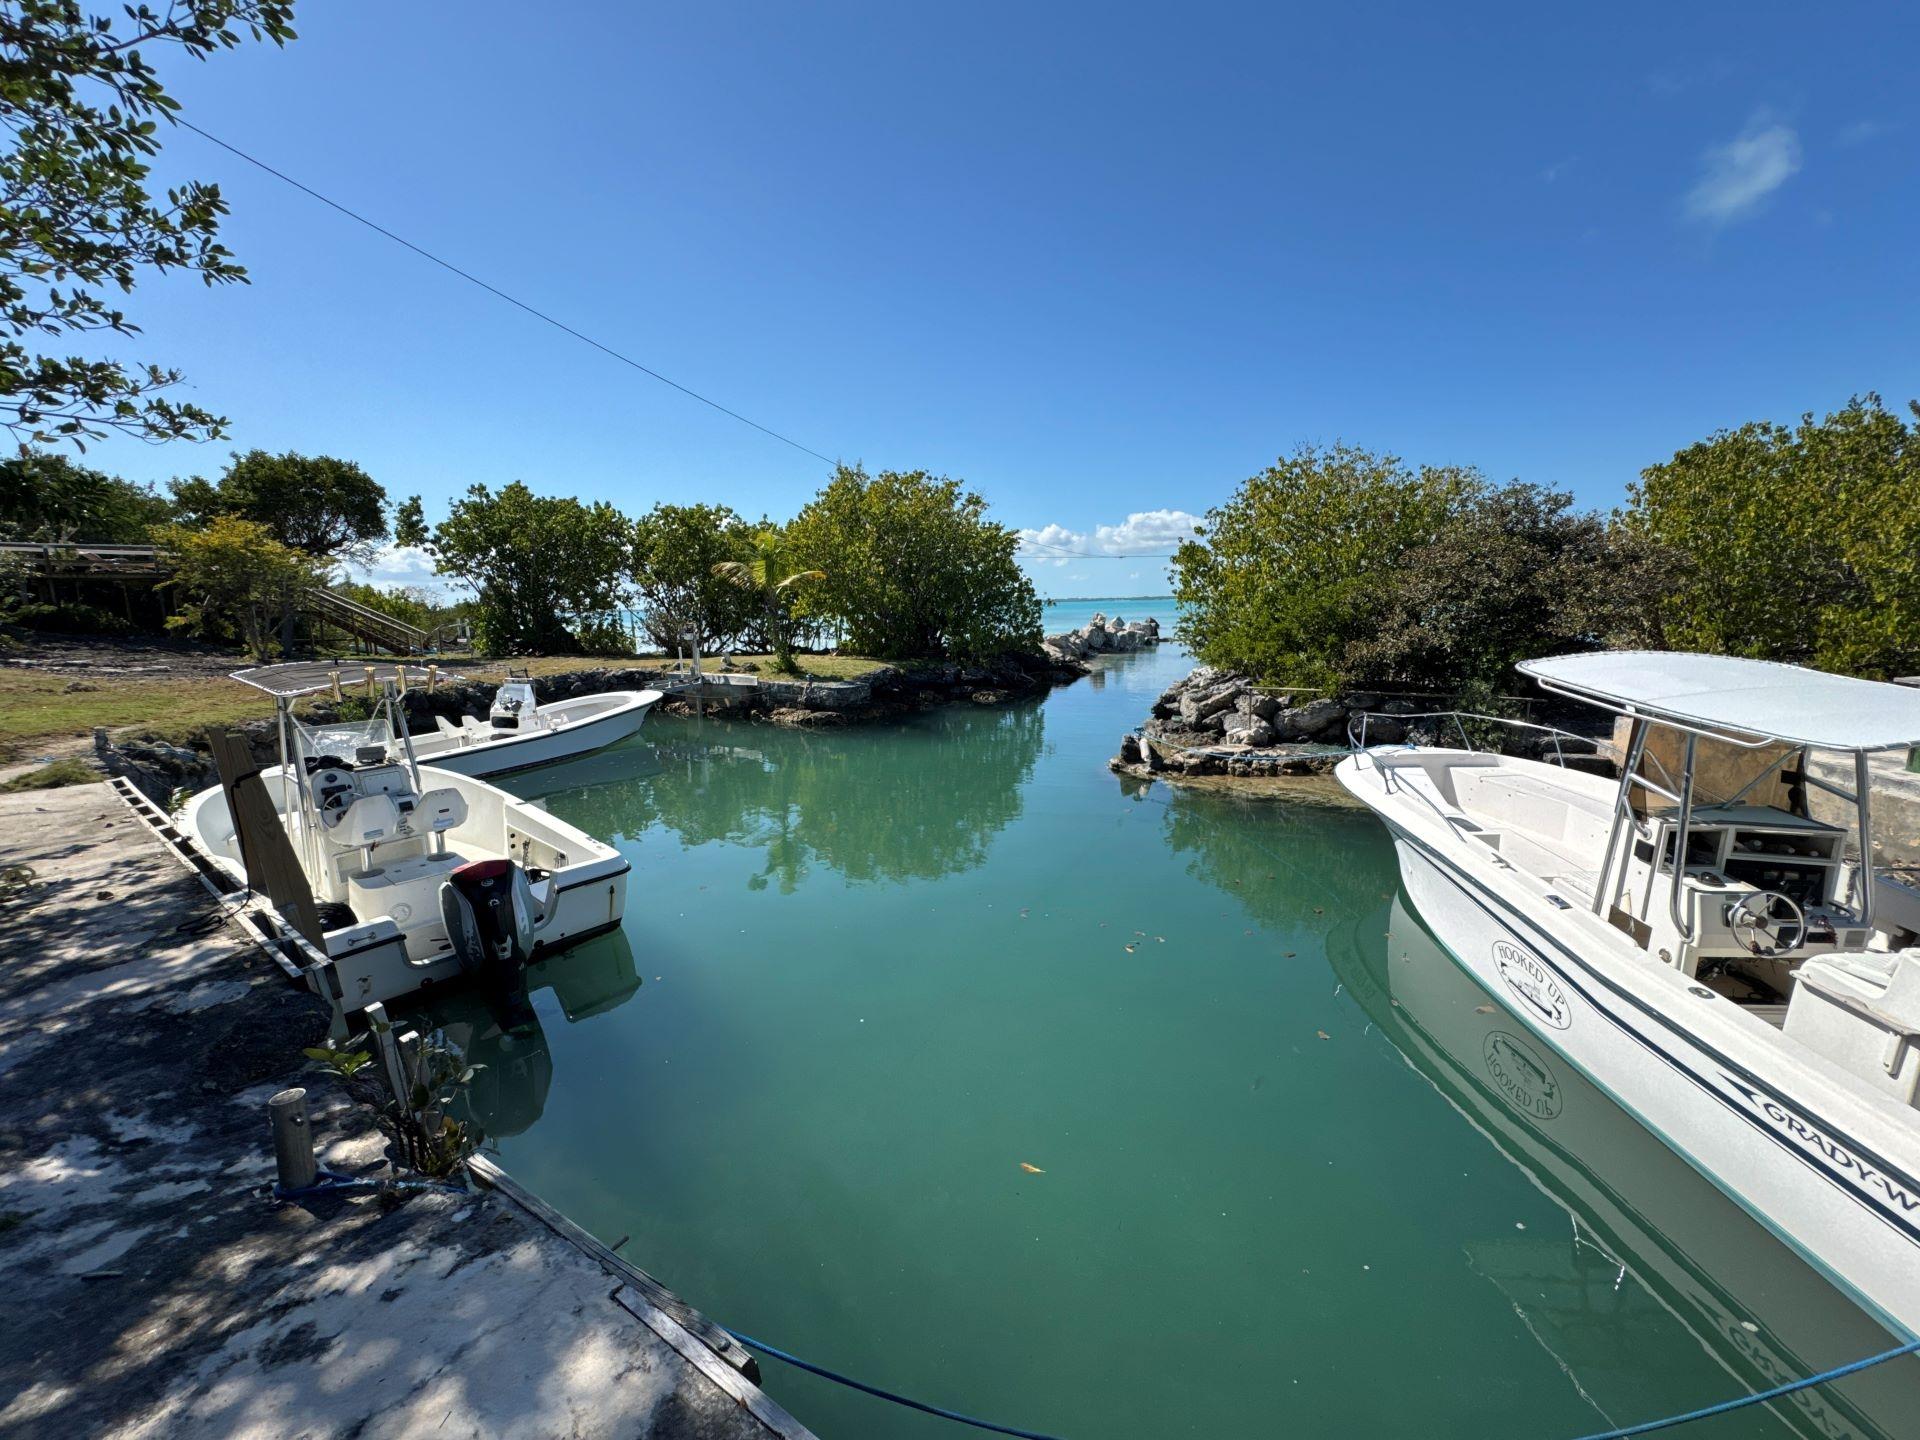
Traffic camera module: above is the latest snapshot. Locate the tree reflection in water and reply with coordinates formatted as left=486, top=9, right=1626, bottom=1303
left=1146, top=779, right=1399, bottom=936
left=519, top=701, right=1047, bottom=892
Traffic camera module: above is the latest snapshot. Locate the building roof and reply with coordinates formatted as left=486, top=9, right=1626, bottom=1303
left=1517, top=651, right=1920, bottom=753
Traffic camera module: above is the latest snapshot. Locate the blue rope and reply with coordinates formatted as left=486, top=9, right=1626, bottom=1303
left=723, top=1322, right=1920, bottom=1440
left=273, top=1168, right=468, bottom=1201
left=1567, top=1333, right=1920, bottom=1439
left=724, top=1329, right=1070, bottom=1440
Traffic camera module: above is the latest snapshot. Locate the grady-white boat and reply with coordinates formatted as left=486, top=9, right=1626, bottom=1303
left=182, top=663, right=630, bottom=1012
left=232, top=666, right=662, bottom=778
left=1337, top=652, right=1920, bottom=1338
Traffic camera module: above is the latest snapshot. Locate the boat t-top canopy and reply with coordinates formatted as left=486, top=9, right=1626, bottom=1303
left=230, top=660, right=420, bottom=699
left=1519, top=651, right=1920, bottom=753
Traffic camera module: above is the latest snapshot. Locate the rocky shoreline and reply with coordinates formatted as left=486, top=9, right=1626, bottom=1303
left=1109, top=666, right=1415, bottom=782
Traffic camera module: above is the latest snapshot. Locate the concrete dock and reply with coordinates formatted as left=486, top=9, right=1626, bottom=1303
left=0, top=783, right=818, bottom=1439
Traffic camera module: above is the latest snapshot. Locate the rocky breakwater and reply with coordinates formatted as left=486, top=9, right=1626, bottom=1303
left=1042, top=612, right=1161, bottom=663
left=1111, top=666, right=1415, bottom=781
left=760, top=650, right=1088, bottom=728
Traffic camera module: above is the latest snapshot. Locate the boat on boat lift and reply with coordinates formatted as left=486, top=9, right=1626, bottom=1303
left=231, top=663, right=662, bottom=778
left=179, top=662, right=630, bottom=1014
left=1337, top=652, right=1920, bottom=1339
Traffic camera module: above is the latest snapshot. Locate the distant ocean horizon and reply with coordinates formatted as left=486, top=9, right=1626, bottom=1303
left=1039, top=595, right=1176, bottom=634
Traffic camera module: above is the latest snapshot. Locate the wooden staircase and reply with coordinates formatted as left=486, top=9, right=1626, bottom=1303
left=300, top=586, right=434, bottom=655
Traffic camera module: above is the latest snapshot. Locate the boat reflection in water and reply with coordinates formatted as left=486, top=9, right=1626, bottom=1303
left=409, top=928, right=641, bottom=1138
left=1331, top=894, right=1918, bottom=1440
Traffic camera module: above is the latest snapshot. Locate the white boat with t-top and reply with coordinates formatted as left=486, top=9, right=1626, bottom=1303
left=181, top=663, right=630, bottom=1014
left=1337, top=652, right=1920, bottom=1339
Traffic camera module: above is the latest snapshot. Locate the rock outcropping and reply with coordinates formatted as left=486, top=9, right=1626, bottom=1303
left=1043, top=613, right=1160, bottom=663
left=1110, top=666, right=1416, bottom=780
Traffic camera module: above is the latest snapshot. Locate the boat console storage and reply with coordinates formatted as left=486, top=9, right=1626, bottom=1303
left=488, top=677, right=538, bottom=731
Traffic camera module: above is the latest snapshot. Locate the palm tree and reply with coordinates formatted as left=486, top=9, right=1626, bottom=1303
left=712, top=528, right=825, bottom=673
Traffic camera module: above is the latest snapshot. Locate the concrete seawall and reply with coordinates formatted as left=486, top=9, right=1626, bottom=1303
left=0, top=783, right=817, bottom=1439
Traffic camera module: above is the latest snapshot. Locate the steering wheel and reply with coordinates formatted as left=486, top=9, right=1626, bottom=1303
left=1724, top=891, right=1807, bottom=957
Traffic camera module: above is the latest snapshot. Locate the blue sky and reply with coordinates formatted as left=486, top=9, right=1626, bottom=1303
left=82, top=2, right=1920, bottom=598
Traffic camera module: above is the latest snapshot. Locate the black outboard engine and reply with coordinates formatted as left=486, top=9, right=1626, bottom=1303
left=440, top=858, right=540, bottom=1028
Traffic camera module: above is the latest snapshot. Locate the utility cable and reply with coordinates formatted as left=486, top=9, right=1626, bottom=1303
left=174, top=119, right=839, bottom=466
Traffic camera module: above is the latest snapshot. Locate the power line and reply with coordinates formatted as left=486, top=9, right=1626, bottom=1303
left=175, top=119, right=839, bottom=467
left=1018, top=536, right=1177, bottom=560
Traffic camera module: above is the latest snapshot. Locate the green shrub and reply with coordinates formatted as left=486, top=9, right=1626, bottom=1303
left=1173, top=444, right=1664, bottom=698
left=787, top=466, right=1039, bottom=661
left=1628, top=395, right=1920, bottom=679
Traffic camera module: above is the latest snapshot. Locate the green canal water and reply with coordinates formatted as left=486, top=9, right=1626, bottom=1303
left=415, top=630, right=1919, bottom=1439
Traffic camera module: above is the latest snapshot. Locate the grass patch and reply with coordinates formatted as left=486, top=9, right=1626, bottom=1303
left=0, top=651, right=894, bottom=759
left=0, top=757, right=99, bottom=792
left=702, top=654, right=888, bottom=681
left=0, top=670, right=266, bottom=760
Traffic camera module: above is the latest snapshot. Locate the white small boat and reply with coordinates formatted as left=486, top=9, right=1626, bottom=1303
left=1337, top=652, right=1920, bottom=1339
left=234, top=667, right=662, bottom=778
left=183, top=663, right=631, bottom=1012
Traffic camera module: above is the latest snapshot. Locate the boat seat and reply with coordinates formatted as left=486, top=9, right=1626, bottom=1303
left=329, top=792, right=401, bottom=849
left=434, top=715, right=464, bottom=740
left=460, top=715, right=490, bottom=734
left=413, top=787, right=468, bottom=834
left=1456, top=770, right=1614, bottom=858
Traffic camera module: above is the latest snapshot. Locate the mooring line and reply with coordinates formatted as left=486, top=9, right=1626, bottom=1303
left=723, top=1329, right=1070, bottom=1440
left=1565, top=1333, right=1920, bottom=1439
left=726, top=1313, right=1920, bottom=1438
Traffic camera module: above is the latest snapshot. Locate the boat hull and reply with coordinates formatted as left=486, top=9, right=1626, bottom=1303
left=1385, top=824, right=1920, bottom=1338
left=410, top=691, right=659, bottom=778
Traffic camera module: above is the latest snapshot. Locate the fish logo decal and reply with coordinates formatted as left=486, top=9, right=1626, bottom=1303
left=1492, top=939, right=1572, bottom=1030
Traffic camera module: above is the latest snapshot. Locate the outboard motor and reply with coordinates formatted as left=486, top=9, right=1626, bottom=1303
left=440, top=858, right=541, bottom=1028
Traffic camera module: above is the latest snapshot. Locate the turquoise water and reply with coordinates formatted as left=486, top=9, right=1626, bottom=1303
left=414, top=623, right=1920, bottom=1439
left=1040, top=596, right=1171, bottom=635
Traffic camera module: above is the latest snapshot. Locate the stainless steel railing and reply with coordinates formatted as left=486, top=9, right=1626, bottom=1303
left=1346, top=709, right=1600, bottom=766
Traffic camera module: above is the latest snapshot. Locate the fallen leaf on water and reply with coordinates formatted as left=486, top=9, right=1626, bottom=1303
left=1284, top=951, right=1296, bottom=958
left=1125, top=944, right=1137, bottom=953
left=1154, top=936, right=1165, bottom=943
left=1020, top=1162, right=1045, bottom=1174
left=1474, top=1005, right=1496, bottom=1014
left=1313, top=907, right=1324, bottom=915
left=1316, top=1030, right=1331, bottom=1040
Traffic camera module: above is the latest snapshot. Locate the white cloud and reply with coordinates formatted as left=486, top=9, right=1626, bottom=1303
left=1017, top=509, right=1201, bottom=566
left=1837, top=119, right=1889, bottom=147
left=1540, top=157, right=1574, bottom=183
left=342, top=543, right=449, bottom=595
left=1683, top=114, right=1802, bottom=226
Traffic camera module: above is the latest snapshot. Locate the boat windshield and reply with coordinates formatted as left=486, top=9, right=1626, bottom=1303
left=293, top=714, right=394, bottom=767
